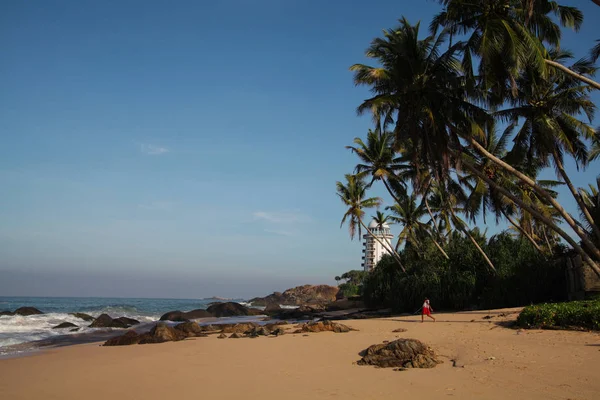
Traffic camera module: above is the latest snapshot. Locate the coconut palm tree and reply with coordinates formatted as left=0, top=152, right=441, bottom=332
left=351, top=18, right=600, bottom=276
left=498, top=49, right=600, bottom=247
left=346, top=129, right=410, bottom=202
left=336, top=174, right=406, bottom=271
left=386, top=191, right=429, bottom=252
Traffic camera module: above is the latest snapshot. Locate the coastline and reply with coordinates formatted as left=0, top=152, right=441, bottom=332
left=1, top=308, right=599, bottom=400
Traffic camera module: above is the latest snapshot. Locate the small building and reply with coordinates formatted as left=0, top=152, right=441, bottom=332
left=362, top=219, right=394, bottom=272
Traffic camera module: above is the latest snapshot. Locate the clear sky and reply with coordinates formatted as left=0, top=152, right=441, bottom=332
left=1, top=1, right=598, bottom=299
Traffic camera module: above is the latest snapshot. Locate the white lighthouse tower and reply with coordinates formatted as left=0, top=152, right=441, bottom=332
left=362, top=219, right=394, bottom=272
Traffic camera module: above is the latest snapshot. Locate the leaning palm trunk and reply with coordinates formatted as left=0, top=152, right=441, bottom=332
left=359, top=219, right=407, bottom=273
left=458, top=156, right=600, bottom=278
left=468, top=137, right=600, bottom=261
left=382, top=178, right=449, bottom=260
left=501, top=209, right=544, bottom=253
left=447, top=207, right=496, bottom=272
left=544, top=60, right=600, bottom=91
left=552, top=150, right=600, bottom=244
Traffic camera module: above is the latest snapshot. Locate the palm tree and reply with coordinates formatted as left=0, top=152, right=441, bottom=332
left=386, top=192, right=428, bottom=251
left=429, top=179, right=497, bottom=272
left=579, top=176, right=600, bottom=247
left=497, top=49, right=600, bottom=248
left=346, top=129, right=410, bottom=202
left=336, top=174, right=406, bottom=271
left=351, top=18, right=600, bottom=276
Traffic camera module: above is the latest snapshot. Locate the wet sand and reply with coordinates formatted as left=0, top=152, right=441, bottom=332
left=1, top=308, right=599, bottom=400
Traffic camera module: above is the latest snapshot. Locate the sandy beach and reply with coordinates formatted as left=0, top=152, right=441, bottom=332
left=1, top=308, right=599, bottom=400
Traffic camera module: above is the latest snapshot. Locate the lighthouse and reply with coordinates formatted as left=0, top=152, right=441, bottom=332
left=361, top=219, right=394, bottom=272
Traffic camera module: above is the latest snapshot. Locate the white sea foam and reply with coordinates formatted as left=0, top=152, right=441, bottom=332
left=0, top=311, right=159, bottom=350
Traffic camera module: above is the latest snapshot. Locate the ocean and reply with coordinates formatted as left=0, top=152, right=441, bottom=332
left=0, top=296, right=261, bottom=356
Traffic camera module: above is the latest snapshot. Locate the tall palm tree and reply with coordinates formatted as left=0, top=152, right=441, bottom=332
left=336, top=174, right=406, bottom=272
left=351, top=18, right=600, bottom=276
left=429, top=179, right=497, bottom=272
left=346, top=129, right=410, bottom=202
left=498, top=49, right=600, bottom=247
left=351, top=18, right=485, bottom=181
left=386, top=192, right=429, bottom=251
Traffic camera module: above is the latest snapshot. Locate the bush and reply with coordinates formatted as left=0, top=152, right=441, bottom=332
left=516, top=300, right=600, bottom=330
left=362, top=232, right=567, bottom=313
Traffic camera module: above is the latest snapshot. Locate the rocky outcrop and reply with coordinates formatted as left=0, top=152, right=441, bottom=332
left=249, top=285, right=339, bottom=307
left=70, top=313, right=95, bottom=322
left=293, top=320, right=355, bottom=334
left=357, top=339, right=441, bottom=369
left=271, top=305, right=325, bottom=320
left=229, top=333, right=243, bottom=339
left=206, top=302, right=263, bottom=317
left=14, top=307, right=44, bottom=316
left=89, top=314, right=138, bottom=329
left=159, top=309, right=214, bottom=322
left=174, top=322, right=208, bottom=337
left=104, top=331, right=142, bottom=346
left=0, top=311, right=14, bottom=317
left=220, top=322, right=260, bottom=334
left=52, top=322, right=78, bottom=329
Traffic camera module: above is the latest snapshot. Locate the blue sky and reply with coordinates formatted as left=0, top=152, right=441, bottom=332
left=1, top=1, right=599, bottom=299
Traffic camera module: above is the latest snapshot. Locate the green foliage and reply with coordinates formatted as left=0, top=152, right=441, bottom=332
left=335, top=270, right=368, bottom=298
left=362, top=233, right=566, bottom=313
left=517, top=300, right=600, bottom=331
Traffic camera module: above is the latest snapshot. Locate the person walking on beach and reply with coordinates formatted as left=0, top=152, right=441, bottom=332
left=421, top=298, right=435, bottom=322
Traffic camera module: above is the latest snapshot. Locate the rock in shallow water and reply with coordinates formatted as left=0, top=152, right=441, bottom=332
left=52, top=322, right=78, bottom=329
left=69, top=313, right=95, bottom=322
left=357, top=338, right=441, bottom=369
left=206, top=302, right=263, bottom=317
left=14, top=307, right=44, bottom=316
left=89, top=314, right=139, bottom=328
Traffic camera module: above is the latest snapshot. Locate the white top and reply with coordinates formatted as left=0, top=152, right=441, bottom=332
left=423, top=301, right=430, bottom=309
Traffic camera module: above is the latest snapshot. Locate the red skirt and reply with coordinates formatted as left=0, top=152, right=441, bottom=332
left=422, top=308, right=431, bottom=315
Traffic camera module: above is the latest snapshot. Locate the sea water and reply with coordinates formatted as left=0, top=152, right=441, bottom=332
left=0, top=296, right=249, bottom=355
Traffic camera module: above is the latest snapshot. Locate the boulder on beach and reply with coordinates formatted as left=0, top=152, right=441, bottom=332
left=104, top=323, right=189, bottom=346
left=139, top=323, right=187, bottom=344
left=229, top=332, right=243, bottom=339
left=263, top=303, right=282, bottom=315
left=273, top=305, right=325, bottom=320
left=174, top=322, right=208, bottom=337
left=89, top=314, right=138, bottom=329
left=217, top=333, right=227, bottom=339
left=159, top=309, right=212, bottom=322
left=357, top=338, right=441, bottom=369
left=293, top=320, right=355, bottom=334
left=104, top=331, right=143, bottom=346
left=70, top=313, right=95, bottom=322
left=220, top=322, right=260, bottom=334
left=206, top=302, right=263, bottom=317
left=14, top=307, right=44, bottom=316
left=52, top=322, right=78, bottom=329
left=248, top=285, right=339, bottom=307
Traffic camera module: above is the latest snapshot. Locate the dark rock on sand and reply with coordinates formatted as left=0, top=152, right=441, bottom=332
left=249, top=284, right=339, bottom=307
left=104, top=323, right=188, bottom=346
left=220, top=322, right=259, bottom=334
left=206, top=302, right=263, bottom=317
left=229, top=332, right=243, bottom=339
left=357, top=338, right=441, bottom=369
left=392, top=328, right=408, bottom=333
left=140, top=323, right=187, bottom=344
left=159, top=309, right=212, bottom=321
left=70, top=313, right=95, bottom=322
left=89, top=314, right=115, bottom=328
left=293, top=320, right=355, bottom=334
left=218, top=333, right=227, bottom=339
left=245, top=326, right=271, bottom=337
left=14, top=307, right=44, bottom=316
left=52, top=322, right=78, bottom=329
left=104, top=331, right=142, bottom=346
left=174, top=322, right=208, bottom=337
